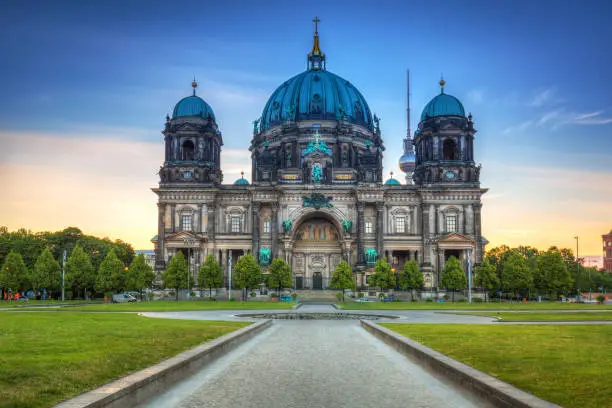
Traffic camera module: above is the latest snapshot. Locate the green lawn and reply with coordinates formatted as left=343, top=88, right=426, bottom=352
left=461, top=311, right=612, bottom=321
left=63, top=300, right=295, bottom=312
left=338, top=301, right=612, bottom=310
left=0, top=300, right=104, bottom=309
left=0, top=312, right=249, bottom=408
left=382, top=324, right=612, bottom=408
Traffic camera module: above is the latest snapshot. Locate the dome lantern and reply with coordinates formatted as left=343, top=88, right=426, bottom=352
left=420, top=79, right=465, bottom=121
left=172, top=80, right=216, bottom=120
left=307, top=16, right=326, bottom=71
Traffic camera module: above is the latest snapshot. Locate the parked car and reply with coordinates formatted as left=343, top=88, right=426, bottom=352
left=112, top=294, right=137, bottom=303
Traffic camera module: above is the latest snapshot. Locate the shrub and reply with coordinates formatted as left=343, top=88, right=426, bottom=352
left=473, top=297, right=484, bottom=303
left=168, top=291, right=175, bottom=298
left=291, top=293, right=297, bottom=301
left=358, top=292, right=364, bottom=298
left=336, top=292, right=344, bottom=301
left=250, top=292, right=256, bottom=297
left=425, top=298, right=433, bottom=302
left=443, top=294, right=450, bottom=301
left=457, top=299, right=466, bottom=303
left=597, top=294, right=606, bottom=303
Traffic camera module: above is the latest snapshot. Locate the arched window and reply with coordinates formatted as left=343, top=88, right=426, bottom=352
left=443, top=139, right=458, bottom=160
left=182, top=140, right=195, bottom=160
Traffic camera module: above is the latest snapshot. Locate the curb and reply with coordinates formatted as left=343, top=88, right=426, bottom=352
left=54, top=319, right=272, bottom=408
left=360, top=320, right=561, bottom=408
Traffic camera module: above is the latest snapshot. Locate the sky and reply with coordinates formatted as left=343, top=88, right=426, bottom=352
left=1, top=0, right=611, bottom=256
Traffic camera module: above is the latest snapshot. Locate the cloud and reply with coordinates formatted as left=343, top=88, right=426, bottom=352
left=567, top=111, right=612, bottom=125
left=528, top=87, right=562, bottom=107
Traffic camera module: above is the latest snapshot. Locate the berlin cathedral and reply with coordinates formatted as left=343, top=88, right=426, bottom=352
left=153, top=20, right=487, bottom=290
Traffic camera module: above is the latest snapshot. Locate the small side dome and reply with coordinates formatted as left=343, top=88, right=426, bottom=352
left=420, top=79, right=465, bottom=121
left=172, top=80, right=216, bottom=120
left=234, top=171, right=249, bottom=185
left=384, top=172, right=401, bottom=185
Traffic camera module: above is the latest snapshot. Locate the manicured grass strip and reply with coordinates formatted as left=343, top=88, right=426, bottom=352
left=0, top=300, right=104, bottom=309
left=0, top=312, right=249, bottom=408
left=64, top=300, right=295, bottom=312
left=381, top=323, right=612, bottom=408
left=460, top=311, right=612, bottom=321
left=338, top=301, right=612, bottom=310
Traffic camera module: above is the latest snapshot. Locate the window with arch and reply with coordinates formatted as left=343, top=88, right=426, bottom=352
left=182, top=140, right=195, bottom=160
left=443, top=138, right=459, bottom=160
left=445, top=214, right=457, bottom=233
left=181, top=214, right=193, bottom=231
left=231, top=217, right=241, bottom=233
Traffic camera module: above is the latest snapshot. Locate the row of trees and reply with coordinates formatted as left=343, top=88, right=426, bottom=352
left=161, top=252, right=294, bottom=301
left=1, top=246, right=154, bottom=300
left=473, top=245, right=612, bottom=300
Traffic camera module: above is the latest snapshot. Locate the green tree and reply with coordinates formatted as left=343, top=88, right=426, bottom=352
left=126, top=254, right=155, bottom=296
left=330, top=260, right=355, bottom=302
left=501, top=251, right=532, bottom=300
left=198, top=254, right=223, bottom=299
left=370, top=257, right=396, bottom=292
left=65, top=245, right=96, bottom=299
left=31, top=248, right=61, bottom=295
left=266, top=257, right=293, bottom=296
left=234, top=253, right=261, bottom=301
left=474, top=258, right=499, bottom=302
left=397, top=260, right=423, bottom=300
left=162, top=252, right=188, bottom=300
left=96, top=249, right=127, bottom=295
left=1, top=250, right=28, bottom=294
left=534, top=248, right=573, bottom=299
left=440, top=256, right=467, bottom=302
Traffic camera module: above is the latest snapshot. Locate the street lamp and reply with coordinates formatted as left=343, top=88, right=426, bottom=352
left=183, top=237, right=197, bottom=300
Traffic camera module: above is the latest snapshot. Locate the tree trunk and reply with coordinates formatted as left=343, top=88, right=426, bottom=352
left=452, top=289, right=455, bottom=302
left=175, top=289, right=179, bottom=301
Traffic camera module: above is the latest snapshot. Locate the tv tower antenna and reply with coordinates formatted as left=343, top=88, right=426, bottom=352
left=398, top=69, right=416, bottom=184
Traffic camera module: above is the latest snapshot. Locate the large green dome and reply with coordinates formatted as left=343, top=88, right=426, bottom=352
left=259, top=70, right=373, bottom=132
left=420, top=80, right=465, bottom=121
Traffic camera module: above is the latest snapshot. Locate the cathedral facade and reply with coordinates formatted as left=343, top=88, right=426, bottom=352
left=152, top=23, right=487, bottom=290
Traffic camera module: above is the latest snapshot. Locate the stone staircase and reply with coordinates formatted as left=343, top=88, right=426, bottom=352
left=295, top=290, right=339, bottom=303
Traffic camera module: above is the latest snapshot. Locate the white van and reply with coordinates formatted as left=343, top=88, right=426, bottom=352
left=112, top=293, right=137, bottom=303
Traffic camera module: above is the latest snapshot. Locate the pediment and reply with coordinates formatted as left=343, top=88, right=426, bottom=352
left=435, top=233, right=475, bottom=243
left=165, top=231, right=199, bottom=241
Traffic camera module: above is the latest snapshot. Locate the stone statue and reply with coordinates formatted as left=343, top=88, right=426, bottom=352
left=286, top=150, right=292, bottom=167
left=282, top=219, right=293, bottom=235
left=311, top=164, right=322, bottom=184
left=373, top=114, right=380, bottom=133
left=286, top=104, right=296, bottom=121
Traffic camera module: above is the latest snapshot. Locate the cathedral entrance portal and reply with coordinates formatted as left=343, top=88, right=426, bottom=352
left=312, top=273, right=323, bottom=290
left=291, top=216, right=342, bottom=290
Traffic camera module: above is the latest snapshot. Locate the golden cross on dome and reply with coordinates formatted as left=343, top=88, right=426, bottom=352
left=313, top=16, right=320, bottom=34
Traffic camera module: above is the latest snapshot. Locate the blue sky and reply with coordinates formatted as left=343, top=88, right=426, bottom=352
left=1, top=0, right=611, bottom=256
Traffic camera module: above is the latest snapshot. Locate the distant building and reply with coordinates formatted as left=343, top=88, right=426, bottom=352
left=581, top=255, right=603, bottom=270
left=134, top=250, right=156, bottom=270
left=603, top=230, right=612, bottom=273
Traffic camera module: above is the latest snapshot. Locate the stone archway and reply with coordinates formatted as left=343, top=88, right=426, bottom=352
left=290, top=211, right=343, bottom=290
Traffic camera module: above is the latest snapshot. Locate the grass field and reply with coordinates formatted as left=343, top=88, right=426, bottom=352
left=0, top=300, right=104, bottom=309
left=382, top=324, right=612, bottom=408
left=460, top=311, right=612, bottom=321
left=63, top=300, right=295, bottom=312
left=0, top=312, right=249, bottom=408
left=338, top=301, right=612, bottom=310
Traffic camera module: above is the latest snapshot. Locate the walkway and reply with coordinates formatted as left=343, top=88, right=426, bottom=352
left=140, top=305, right=493, bottom=408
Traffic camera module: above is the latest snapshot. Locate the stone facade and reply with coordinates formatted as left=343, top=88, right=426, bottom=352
left=603, top=230, right=612, bottom=273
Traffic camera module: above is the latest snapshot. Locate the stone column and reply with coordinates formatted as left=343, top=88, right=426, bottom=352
left=221, top=249, right=228, bottom=283
left=170, top=204, right=176, bottom=232
left=438, top=248, right=445, bottom=287
left=251, top=202, right=261, bottom=262
left=271, top=203, right=279, bottom=259
left=421, top=204, right=431, bottom=264
left=473, top=203, right=483, bottom=263
left=437, top=206, right=444, bottom=234
left=155, top=203, right=166, bottom=270
left=357, top=202, right=365, bottom=264
left=376, top=203, right=384, bottom=258
left=197, top=203, right=203, bottom=233
left=458, top=210, right=464, bottom=234
left=409, top=250, right=415, bottom=261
